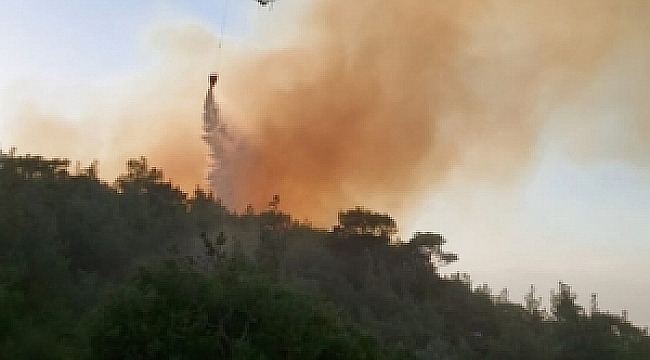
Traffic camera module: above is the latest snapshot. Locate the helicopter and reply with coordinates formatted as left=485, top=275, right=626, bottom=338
left=257, top=0, right=275, bottom=8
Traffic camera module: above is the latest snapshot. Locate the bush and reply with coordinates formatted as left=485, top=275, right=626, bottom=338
left=87, top=261, right=394, bottom=360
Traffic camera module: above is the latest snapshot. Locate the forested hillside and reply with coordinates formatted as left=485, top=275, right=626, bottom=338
left=1, top=150, right=648, bottom=359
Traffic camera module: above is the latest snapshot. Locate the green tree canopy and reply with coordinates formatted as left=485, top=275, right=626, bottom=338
left=336, top=207, right=397, bottom=240
left=88, top=262, right=395, bottom=360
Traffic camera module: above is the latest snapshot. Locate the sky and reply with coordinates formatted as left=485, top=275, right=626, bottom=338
left=1, top=0, right=649, bottom=328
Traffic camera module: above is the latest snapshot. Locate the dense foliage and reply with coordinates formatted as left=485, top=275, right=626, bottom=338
left=88, top=261, right=389, bottom=360
left=1, top=151, right=648, bottom=359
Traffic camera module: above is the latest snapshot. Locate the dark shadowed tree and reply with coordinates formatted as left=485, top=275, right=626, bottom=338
left=336, top=207, right=397, bottom=241
left=409, top=232, right=458, bottom=270
left=87, top=261, right=399, bottom=360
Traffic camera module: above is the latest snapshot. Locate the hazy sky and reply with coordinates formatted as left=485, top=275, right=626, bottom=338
left=1, top=0, right=649, bottom=328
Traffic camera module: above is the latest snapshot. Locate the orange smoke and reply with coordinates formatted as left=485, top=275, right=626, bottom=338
left=7, top=0, right=648, bottom=229
left=215, top=0, right=649, bottom=226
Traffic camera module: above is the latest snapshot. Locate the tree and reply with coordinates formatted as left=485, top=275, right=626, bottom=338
left=336, top=207, right=397, bottom=241
left=88, top=262, right=393, bottom=360
left=409, top=232, right=458, bottom=269
left=524, top=284, right=543, bottom=319
left=113, top=157, right=189, bottom=260
left=551, top=282, right=583, bottom=324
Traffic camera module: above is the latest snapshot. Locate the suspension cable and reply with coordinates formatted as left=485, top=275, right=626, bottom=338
left=217, top=0, right=231, bottom=75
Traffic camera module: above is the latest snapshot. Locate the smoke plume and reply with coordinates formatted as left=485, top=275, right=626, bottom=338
left=213, top=0, right=649, bottom=226
left=6, top=0, right=648, bottom=229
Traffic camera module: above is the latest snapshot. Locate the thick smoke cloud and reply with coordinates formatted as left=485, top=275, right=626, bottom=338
left=216, top=0, right=649, bottom=226
left=6, top=0, right=648, bottom=229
